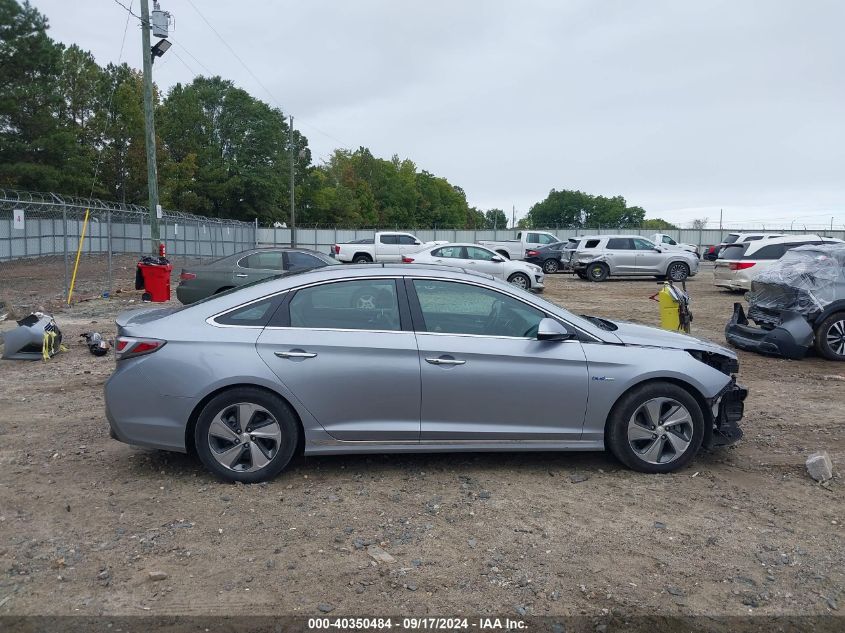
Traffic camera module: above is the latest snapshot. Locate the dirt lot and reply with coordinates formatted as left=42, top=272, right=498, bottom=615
left=0, top=260, right=842, bottom=622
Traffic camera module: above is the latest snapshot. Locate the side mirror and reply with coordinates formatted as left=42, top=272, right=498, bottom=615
left=491, top=255, right=505, bottom=263
left=537, top=318, right=574, bottom=341
left=414, top=240, right=421, bottom=246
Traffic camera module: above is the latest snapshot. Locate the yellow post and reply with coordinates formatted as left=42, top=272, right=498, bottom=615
left=66, top=208, right=90, bottom=305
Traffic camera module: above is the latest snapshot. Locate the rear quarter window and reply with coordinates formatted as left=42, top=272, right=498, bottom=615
left=746, top=244, right=787, bottom=260
left=583, top=239, right=600, bottom=249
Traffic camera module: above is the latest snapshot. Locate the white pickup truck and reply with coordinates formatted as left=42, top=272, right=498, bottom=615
left=649, top=233, right=700, bottom=257
left=332, top=232, right=447, bottom=263
left=477, top=230, right=560, bottom=260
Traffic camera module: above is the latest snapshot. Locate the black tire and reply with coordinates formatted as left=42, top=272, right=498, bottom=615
left=194, top=387, right=300, bottom=483
left=496, top=251, right=511, bottom=260
left=814, top=312, right=845, bottom=361
left=667, top=261, right=690, bottom=282
left=605, top=382, right=704, bottom=473
left=542, top=259, right=560, bottom=274
left=507, top=272, right=531, bottom=290
left=352, top=254, right=373, bottom=264
left=586, top=263, right=609, bottom=282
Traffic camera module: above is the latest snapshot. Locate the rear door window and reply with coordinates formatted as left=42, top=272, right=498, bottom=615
left=240, top=252, right=285, bottom=270
left=606, top=238, right=635, bottom=250
left=432, top=246, right=465, bottom=259
left=289, top=279, right=401, bottom=331
left=379, top=235, right=398, bottom=244
left=748, top=244, right=787, bottom=260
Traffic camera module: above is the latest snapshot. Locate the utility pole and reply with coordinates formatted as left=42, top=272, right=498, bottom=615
left=719, top=208, right=723, bottom=232
left=512, top=205, right=516, bottom=229
left=289, top=115, right=296, bottom=247
left=140, top=0, right=160, bottom=255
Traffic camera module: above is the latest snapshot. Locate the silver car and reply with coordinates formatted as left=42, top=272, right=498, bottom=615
left=564, top=235, right=700, bottom=282
left=105, top=264, right=746, bottom=483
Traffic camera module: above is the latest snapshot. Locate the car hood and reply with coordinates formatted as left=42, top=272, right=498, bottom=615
left=607, top=319, right=735, bottom=356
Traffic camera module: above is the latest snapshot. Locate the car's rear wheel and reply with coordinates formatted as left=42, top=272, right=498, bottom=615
left=667, top=262, right=690, bottom=281
left=507, top=272, right=531, bottom=290
left=605, top=382, right=704, bottom=473
left=814, top=312, right=845, bottom=361
left=586, top=263, right=609, bottom=282
left=543, top=259, right=560, bottom=274
left=194, top=387, right=300, bottom=483
left=352, top=254, right=373, bottom=264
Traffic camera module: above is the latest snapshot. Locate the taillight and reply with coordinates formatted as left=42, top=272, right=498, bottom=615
left=115, top=336, right=166, bottom=360
left=729, top=262, right=756, bottom=271
left=526, top=250, right=540, bottom=257
left=402, top=256, right=415, bottom=263
left=333, top=244, right=340, bottom=254
left=180, top=271, right=196, bottom=280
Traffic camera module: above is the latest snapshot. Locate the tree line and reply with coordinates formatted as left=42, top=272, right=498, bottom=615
left=0, top=0, right=670, bottom=229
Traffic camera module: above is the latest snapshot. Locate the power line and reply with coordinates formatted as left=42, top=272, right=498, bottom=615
left=90, top=0, right=134, bottom=198
left=182, top=0, right=351, bottom=148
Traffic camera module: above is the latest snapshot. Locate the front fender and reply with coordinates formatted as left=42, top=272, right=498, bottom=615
left=581, top=344, right=732, bottom=442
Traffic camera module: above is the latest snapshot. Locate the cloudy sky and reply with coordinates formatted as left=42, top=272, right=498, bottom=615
left=34, top=0, right=845, bottom=228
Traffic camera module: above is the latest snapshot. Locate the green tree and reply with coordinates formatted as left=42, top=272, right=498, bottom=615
left=640, top=218, right=678, bottom=229
left=527, top=189, right=647, bottom=228
left=0, top=0, right=71, bottom=190
left=484, top=208, right=508, bottom=229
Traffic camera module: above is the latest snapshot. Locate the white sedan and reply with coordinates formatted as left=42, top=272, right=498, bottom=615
left=402, top=243, right=545, bottom=291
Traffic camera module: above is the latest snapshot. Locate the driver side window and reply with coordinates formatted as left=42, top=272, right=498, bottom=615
left=412, top=280, right=544, bottom=338
left=465, top=246, right=496, bottom=261
left=634, top=238, right=656, bottom=250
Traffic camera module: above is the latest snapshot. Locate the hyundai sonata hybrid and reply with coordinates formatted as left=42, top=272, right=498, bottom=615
left=105, top=264, right=747, bottom=483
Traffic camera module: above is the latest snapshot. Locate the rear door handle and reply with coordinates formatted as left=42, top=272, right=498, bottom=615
left=275, top=351, right=318, bottom=359
left=235, top=273, right=248, bottom=278
left=425, top=358, right=466, bottom=365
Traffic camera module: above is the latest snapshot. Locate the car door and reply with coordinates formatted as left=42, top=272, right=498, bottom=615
left=408, top=278, right=588, bottom=441
left=633, top=238, right=665, bottom=274
left=233, top=251, right=285, bottom=286
left=429, top=245, right=468, bottom=267
left=255, top=277, right=421, bottom=441
left=397, top=234, right=423, bottom=258
left=605, top=238, right=637, bottom=273
left=464, top=245, right=506, bottom=277
left=376, top=234, right=401, bottom=261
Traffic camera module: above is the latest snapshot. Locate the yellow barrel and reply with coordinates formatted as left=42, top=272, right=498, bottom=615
left=655, top=283, right=682, bottom=331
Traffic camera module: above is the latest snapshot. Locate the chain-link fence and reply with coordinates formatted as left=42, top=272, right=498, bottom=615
left=0, top=189, right=256, bottom=307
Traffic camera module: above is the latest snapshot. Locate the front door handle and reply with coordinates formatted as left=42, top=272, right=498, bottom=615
left=235, top=273, right=249, bottom=278
left=275, top=351, right=318, bottom=359
left=425, top=358, right=466, bottom=366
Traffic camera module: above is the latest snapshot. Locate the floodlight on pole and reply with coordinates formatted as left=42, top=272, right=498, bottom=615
left=151, top=38, right=172, bottom=64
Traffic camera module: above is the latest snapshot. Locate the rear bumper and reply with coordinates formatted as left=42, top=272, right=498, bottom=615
left=175, top=284, right=208, bottom=305
left=724, top=303, right=813, bottom=360
left=714, top=278, right=750, bottom=291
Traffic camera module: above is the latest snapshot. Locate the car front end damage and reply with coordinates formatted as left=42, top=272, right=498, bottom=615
left=725, top=302, right=814, bottom=360
left=686, top=349, right=747, bottom=447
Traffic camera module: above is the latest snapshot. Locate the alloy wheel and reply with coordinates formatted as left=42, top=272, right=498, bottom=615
left=509, top=274, right=529, bottom=289
left=826, top=319, right=845, bottom=357
left=668, top=263, right=688, bottom=281
left=543, top=259, right=559, bottom=274
left=207, top=403, right=283, bottom=473
left=627, top=397, right=694, bottom=465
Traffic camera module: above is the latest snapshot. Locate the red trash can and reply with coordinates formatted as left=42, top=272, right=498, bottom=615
left=136, top=258, right=173, bottom=302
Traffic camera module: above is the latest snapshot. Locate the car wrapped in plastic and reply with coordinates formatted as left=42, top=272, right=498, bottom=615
left=725, top=243, right=845, bottom=360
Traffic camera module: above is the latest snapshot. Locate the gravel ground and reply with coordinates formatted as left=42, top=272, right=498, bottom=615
left=0, top=260, right=842, bottom=622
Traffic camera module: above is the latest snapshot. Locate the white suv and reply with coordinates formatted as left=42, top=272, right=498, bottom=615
left=714, top=234, right=843, bottom=291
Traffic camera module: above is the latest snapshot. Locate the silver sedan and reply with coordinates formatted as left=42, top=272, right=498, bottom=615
left=105, top=264, right=747, bottom=482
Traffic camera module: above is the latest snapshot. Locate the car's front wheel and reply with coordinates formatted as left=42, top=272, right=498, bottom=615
left=605, top=382, right=704, bottom=473
left=667, top=261, right=690, bottom=281
left=814, top=312, right=845, bottom=361
left=194, top=387, right=300, bottom=483
left=507, top=272, right=531, bottom=290
left=543, top=259, right=560, bottom=274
